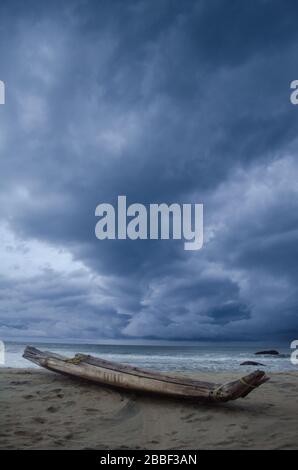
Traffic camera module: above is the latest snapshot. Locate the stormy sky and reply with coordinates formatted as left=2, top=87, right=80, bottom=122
left=0, top=0, right=298, bottom=342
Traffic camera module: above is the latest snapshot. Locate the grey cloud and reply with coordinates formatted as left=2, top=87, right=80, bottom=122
left=0, top=0, right=298, bottom=341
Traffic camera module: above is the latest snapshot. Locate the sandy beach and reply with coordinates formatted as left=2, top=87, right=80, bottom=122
left=0, top=368, right=297, bottom=450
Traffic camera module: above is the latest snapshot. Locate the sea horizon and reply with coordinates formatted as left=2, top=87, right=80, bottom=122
left=2, top=339, right=295, bottom=373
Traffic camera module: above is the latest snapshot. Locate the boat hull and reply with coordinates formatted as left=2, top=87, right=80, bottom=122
left=23, top=346, right=269, bottom=403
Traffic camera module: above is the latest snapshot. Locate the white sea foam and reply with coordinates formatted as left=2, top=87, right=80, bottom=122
left=1, top=341, right=295, bottom=373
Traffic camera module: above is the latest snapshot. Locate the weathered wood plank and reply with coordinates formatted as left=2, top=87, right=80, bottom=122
left=23, top=346, right=269, bottom=402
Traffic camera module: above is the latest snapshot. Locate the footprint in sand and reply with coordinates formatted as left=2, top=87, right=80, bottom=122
left=53, top=439, right=65, bottom=446
left=32, top=417, right=47, bottom=424
left=114, top=399, right=140, bottom=421
left=14, top=430, right=29, bottom=436
left=182, top=413, right=194, bottom=420
left=65, top=400, right=76, bottom=406
left=195, top=414, right=213, bottom=422
left=10, top=380, right=29, bottom=386
left=50, top=388, right=62, bottom=393
left=47, top=406, right=60, bottom=413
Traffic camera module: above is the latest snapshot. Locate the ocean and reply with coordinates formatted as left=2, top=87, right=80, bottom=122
left=1, top=340, right=296, bottom=373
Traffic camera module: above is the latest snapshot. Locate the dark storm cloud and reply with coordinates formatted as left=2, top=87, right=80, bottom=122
left=0, top=0, right=298, bottom=341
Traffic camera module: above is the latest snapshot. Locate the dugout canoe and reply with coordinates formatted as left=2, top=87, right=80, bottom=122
left=23, top=346, right=269, bottom=402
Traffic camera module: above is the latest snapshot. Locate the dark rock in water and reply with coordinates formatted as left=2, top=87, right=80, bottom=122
left=240, top=361, right=266, bottom=366
left=255, top=350, right=279, bottom=355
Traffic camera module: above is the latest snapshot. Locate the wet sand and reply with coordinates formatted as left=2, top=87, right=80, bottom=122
left=0, top=368, right=297, bottom=449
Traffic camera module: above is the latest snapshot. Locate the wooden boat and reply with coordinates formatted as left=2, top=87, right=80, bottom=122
left=23, top=346, right=269, bottom=403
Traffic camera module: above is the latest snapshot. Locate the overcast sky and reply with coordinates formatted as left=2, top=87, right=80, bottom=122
left=0, top=0, right=298, bottom=343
